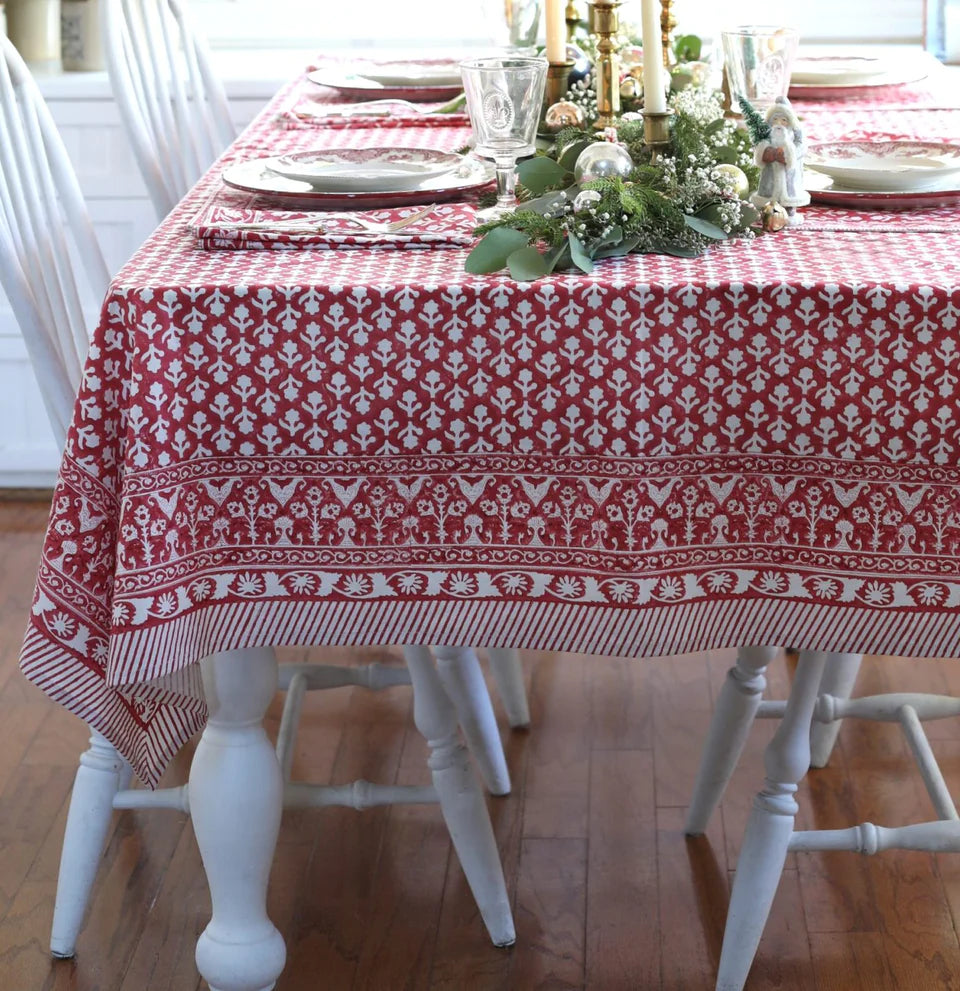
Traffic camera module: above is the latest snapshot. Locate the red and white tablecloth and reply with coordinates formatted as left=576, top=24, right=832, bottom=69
left=20, top=67, right=960, bottom=785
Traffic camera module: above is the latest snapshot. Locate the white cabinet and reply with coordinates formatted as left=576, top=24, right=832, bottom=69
left=0, top=68, right=280, bottom=486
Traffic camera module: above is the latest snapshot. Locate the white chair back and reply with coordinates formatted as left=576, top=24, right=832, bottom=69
left=0, top=36, right=110, bottom=447
left=102, top=0, right=236, bottom=219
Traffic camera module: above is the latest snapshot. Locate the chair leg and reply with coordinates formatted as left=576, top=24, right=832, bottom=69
left=485, top=647, right=530, bottom=728
left=716, top=649, right=829, bottom=991
left=190, top=647, right=286, bottom=991
left=50, top=729, right=124, bottom=957
left=429, top=646, right=511, bottom=796
left=404, top=645, right=516, bottom=947
left=809, top=652, right=863, bottom=769
left=685, top=646, right=778, bottom=836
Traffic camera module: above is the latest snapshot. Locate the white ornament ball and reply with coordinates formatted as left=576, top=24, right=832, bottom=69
left=573, top=142, right=634, bottom=185
left=573, top=189, right=602, bottom=213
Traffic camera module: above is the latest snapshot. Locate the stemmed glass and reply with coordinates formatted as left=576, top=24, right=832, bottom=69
left=460, top=56, right=548, bottom=220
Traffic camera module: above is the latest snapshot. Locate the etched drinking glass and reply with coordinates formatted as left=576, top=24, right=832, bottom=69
left=721, top=26, right=799, bottom=113
left=460, top=56, right=548, bottom=220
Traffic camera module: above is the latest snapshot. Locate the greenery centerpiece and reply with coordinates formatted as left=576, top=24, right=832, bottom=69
left=465, top=27, right=765, bottom=283
left=465, top=87, right=761, bottom=280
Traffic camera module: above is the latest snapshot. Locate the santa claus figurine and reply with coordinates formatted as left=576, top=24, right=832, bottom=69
left=750, top=96, right=810, bottom=225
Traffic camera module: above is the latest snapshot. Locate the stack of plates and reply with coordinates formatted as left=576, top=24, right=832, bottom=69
left=788, top=53, right=928, bottom=99
left=308, top=59, right=463, bottom=101
left=804, top=140, right=960, bottom=208
left=222, top=147, right=493, bottom=207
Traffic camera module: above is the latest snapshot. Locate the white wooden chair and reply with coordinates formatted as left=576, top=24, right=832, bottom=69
left=101, top=0, right=237, bottom=218
left=686, top=646, right=960, bottom=990
left=1, top=36, right=521, bottom=967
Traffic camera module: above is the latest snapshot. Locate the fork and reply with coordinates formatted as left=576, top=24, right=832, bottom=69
left=219, top=203, right=439, bottom=235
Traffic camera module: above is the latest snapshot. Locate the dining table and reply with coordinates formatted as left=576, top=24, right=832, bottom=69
left=19, top=51, right=960, bottom=991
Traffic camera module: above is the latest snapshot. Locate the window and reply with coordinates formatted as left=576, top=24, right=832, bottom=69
left=190, top=0, right=924, bottom=51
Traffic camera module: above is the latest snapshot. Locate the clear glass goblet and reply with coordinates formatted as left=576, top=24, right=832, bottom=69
left=460, top=56, right=548, bottom=220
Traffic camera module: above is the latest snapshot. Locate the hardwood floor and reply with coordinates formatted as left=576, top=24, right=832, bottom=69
left=2, top=496, right=960, bottom=989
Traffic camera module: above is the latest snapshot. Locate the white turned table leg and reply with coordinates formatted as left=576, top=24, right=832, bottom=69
left=809, top=652, right=863, bottom=768
left=430, top=645, right=511, bottom=796
left=403, top=646, right=515, bottom=947
left=50, top=729, right=123, bottom=957
left=486, top=647, right=530, bottom=728
left=716, top=648, right=829, bottom=991
left=686, top=645, right=778, bottom=836
left=190, top=647, right=286, bottom=991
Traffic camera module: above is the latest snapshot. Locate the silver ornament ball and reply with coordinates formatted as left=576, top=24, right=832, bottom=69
left=573, top=142, right=634, bottom=185
left=573, top=189, right=602, bottom=213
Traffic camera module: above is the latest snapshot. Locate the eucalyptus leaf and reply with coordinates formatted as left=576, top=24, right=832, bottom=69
left=517, top=156, right=569, bottom=195
left=524, top=190, right=570, bottom=217
left=695, top=202, right=727, bottom=227
left=684, top=214, right=728, bottom=240
left=464, top=228, right=530, bottom=274
left=739, top=202, right=761, bottom=226
left=568, top=234, right=594, bottom=274
left=594, top=235, right=641, bottom=259
left=673, top=33, right=702, bottom=61
left=545, top=241, right=572, bottom=273
left=652, top=240, right=703, bottom=258
left=558, top=138, right=593, bottom=172
left=506, top=246, right=551, bottom=281
left=714, top=146, right=738, bottom=165
left=704, top=118, right=726, bottom=137
left=591, top=224, right=623, bottom=251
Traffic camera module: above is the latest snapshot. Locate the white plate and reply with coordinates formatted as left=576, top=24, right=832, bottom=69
left=349, top=59, right=462, bottom=87
left=804, top=167, right=960, bottom=209
left=805, top=140, right=960, bottom=191
left=267, top=148, right=464, bottom=192
left=222, top=152, right=493, bottom=208
left=788, top=58, right=928, bottom=98
left=307, top=68, right=463, bottom=102
left=791, top=55, right=891, bottom=86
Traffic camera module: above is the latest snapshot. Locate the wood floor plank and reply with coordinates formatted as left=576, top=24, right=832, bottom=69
left=587, top=750, right=658, bottom=991
left=508, top=837, right=586, bottom=991
left=657, top=806, right=728, bottom=991
left=522, top=652, right=590, bottom=840
left=810, top=931, right=896, bottom=991
left=279, top=688, right=409, bottom=991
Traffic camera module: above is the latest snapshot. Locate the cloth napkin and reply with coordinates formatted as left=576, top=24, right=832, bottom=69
left=191, top=185, right=478, bottom=251
left=275, top=62, right=469, bottom=130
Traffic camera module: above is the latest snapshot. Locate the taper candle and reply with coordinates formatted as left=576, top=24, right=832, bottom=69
left=545, top=0, right=567, bottom=62
left=641, top=0, right=667, bottom=112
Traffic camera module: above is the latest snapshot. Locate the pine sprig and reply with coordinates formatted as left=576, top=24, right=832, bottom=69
left=739, top=97, right=771, bottom=143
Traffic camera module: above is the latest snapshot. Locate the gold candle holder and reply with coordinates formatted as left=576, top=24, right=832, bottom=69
left=565, top=0, right=580, bottom=42
left=643, top=108, right=673, bottom=158
left=660, top=0, right=676, bottom=70
left=545, top=58, right=575, bottom=109
left=587, top=0, right=622, bottom=129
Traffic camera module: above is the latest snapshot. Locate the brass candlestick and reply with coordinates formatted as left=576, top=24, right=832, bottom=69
left=565, top=0, right=580, bottom=42
left=545, top=58, right=575, bottom=109
left=660, top=0, right=676, bottom=69
left=587, top=0, right=622, bottom=129
left=643, top=109, right=673, bottom=159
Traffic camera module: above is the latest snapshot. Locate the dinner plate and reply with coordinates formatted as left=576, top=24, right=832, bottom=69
left=805, top=140, right=960, bottom=192
left=790, top=55, right=891, bottom=87
left=267, top=148, right=465, bottom=192
left=348, top=59, right=462, bottom=87
left=804, top=167, right=960, bottom=209
left=307, top=68, right=462, bottom=102
left=222, top=153, right=494, bottom=208
left=788, top=57, right=928, bottom=99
